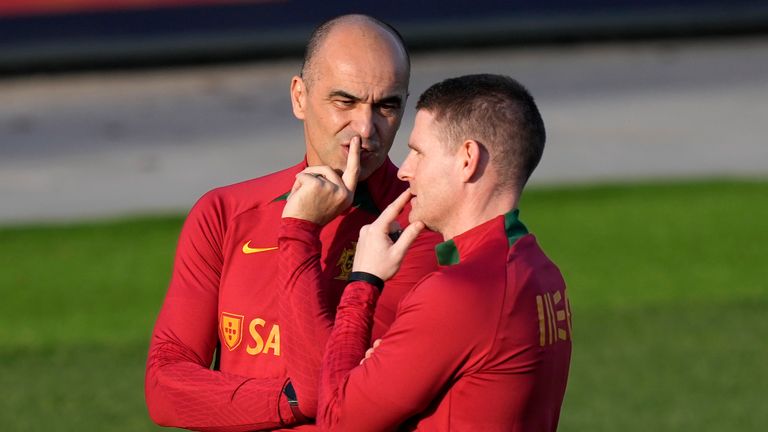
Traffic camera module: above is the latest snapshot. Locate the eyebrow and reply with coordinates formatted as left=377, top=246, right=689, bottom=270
left=328, top=90, right=360, bottom=101
left=328, top=90, right=403, bottom=106
left=377, top=95, right=403, bottom=106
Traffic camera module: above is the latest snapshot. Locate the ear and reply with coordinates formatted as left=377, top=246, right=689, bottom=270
left=290, top=76, right=306, bottom=120
left=457, top=139, right=482, bottom=183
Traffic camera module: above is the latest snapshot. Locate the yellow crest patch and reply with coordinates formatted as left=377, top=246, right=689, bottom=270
left=221, top=312, right=244, bottom=351
left=334, top=242, right=357, bottom=280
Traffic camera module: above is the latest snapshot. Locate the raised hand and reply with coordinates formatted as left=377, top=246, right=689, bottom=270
left=282, top=136, right=361, bottom=225
left=352, top=190, right=425, bottom=281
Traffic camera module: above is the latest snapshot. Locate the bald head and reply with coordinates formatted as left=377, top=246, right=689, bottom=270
left=300, top=14, right=410, bottom=88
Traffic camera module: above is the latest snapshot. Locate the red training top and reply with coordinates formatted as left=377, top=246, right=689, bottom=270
left=316, top=209, right=573, bottom=431
left=145, top=159, right=440, bottom=431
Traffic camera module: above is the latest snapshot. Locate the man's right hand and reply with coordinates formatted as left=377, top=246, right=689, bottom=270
left=282, top=136, right=361, bottom=226
left=352, top=190, right=425, bottom=281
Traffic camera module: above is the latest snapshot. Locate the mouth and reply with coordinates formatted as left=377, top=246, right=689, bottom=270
left=342, top=144, right=375, bottom=161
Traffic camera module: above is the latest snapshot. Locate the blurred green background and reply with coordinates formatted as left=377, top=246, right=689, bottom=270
left=1, top=179, right=766, bottom=431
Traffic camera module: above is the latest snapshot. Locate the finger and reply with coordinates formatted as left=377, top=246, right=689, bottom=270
left=360, top=347, right=374, bottom=365
left=290, top=172, right=318, bottom=194
left=342, top=136, right=361, bottom=193
left=294, top=173, right=329, bottom=191
left=301, top=166, right=343, bottom=186
left=297, top=169, right=344, bottom=194
left=373, top=189, right=412, bottom=230
left=390, top=221, right=425, bottom=258
left=289, top=177, right=303, bottom=196
left=372, top=338, right=382, bottom=348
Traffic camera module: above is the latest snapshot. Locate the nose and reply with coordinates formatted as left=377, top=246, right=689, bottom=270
left=352, top=104, right=375, bottom=144
left=398, top=151, right=414, bottom=181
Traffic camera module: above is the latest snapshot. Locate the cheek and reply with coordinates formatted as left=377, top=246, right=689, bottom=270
left=322, top=111, right=344, bottom=132
left=310, top=105, right=343, bottom=129
left=378, top=115, right=400, bottom=135
left=404, top=157, right=420, bottom=180
left=429, top=165, right=455, bottom=199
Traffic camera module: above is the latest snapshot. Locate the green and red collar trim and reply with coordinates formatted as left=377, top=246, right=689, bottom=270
left=435, top=209, right=528, bottom=266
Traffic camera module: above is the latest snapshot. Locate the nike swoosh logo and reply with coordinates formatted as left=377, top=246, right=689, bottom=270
left=242, top=241, right=278, bottom=254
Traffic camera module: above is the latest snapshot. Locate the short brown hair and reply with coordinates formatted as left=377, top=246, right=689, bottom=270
left=416, top=74, right=545, bottom=189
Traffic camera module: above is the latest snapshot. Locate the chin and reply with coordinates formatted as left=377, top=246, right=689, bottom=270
left=408, top=208, right=425, bottom=225
left=357, top=166, right=374, bottom=181
left=357, top=161, right=381, bottom=181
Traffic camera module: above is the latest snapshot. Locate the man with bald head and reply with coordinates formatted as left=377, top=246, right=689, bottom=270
left=145, top=15, right=439, bottom=431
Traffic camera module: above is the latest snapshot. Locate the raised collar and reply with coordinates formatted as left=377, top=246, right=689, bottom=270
left=435, top=209, right=529, bottom=266
left=271, top=157, right=403, bottom=216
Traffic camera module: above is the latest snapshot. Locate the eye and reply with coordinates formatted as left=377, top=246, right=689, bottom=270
left=377, top=103, right=400, bottom=115
left=333, top=99, right=355, bottom=108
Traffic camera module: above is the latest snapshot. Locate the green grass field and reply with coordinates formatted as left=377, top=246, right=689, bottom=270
left=1, top=179, right=766, bottom=431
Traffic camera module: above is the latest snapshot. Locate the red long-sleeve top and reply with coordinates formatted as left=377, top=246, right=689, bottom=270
left=316, top=210, right=573, bottom=431
left=145, top=159, right=440, bottom=431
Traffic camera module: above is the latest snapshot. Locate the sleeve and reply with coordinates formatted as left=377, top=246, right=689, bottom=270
left=277, top=217, right=440, bottom=419
left=145, top=192, right=296, bottom=431
left=277, top=217, right=335, bottom=419
left=317, top=274, right=471, bottom=432
left=372, top=221, right=442, bottom=340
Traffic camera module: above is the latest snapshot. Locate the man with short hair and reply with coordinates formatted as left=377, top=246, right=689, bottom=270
left=301, top=74, right=572, bottom=431
left=145, top=15, right=439, bottom=431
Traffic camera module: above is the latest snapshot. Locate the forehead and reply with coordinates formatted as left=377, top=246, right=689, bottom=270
left=311, top=25, right=409, bottom=97
left=410, top=110, right=443, bottom=147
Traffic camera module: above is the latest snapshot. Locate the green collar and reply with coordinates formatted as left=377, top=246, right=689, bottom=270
left=271, top=183, right=380, bottom=215
left=272, top=191, right=290, bottom=202
left=435, top=209, right=529, bottom=266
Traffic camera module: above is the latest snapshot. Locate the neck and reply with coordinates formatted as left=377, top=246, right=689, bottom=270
left=440, top=185, right=519, bottom=241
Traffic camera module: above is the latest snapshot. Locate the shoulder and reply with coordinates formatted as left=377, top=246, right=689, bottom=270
left=508, top=234, right=561, bottom=273
left=190, top=162, right=303, bottom=222
left=507, top=234, right=566, bottom=291
left=206, top=162, right=302, bottom=209
left=177, top=162, right=303, bottom=246
left=403, top=268, right=486, bottom=313
left=391, top=268, right=499, bottom=344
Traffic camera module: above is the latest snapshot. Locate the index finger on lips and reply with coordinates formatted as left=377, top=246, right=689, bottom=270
left=342, top=136, right=361, bottom=193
